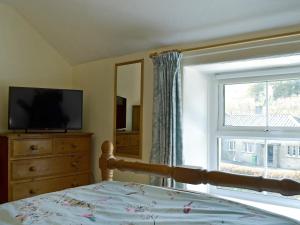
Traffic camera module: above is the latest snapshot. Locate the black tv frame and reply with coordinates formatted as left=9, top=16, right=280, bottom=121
left=8, top=86, right=83, bottom=132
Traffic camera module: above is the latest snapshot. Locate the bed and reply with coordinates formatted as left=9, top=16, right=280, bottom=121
left=0, top=140, right=300, bottom=225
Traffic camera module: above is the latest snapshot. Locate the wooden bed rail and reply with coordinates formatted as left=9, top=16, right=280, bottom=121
left=99, top=141, right=300, bottom=196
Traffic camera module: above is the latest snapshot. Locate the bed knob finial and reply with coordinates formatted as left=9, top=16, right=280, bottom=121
left=100, top=140, right=115, bottom=181
left=101, top=140, right=114, bottom=155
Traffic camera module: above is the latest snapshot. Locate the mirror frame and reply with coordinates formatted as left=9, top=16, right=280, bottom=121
left=113, top=59, right=144, bottom=159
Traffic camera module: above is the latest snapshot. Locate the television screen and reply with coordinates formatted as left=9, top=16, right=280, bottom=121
left=9, top=87, right=83, bottom=130
left=116, top=96, right=126, bottom=130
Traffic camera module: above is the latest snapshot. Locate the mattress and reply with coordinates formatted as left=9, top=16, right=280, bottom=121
left=0, top=181, right=298, bottom=225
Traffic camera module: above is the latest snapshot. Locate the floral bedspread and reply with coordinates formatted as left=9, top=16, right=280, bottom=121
left=0, top=181, right=298, bottom=225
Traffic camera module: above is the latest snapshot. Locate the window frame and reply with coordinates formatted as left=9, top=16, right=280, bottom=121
left=218, top=75, right=300, bottom=134
left=212, top=136, right=300, bottom=209
left=287, top=146, right=293, bottom=156
left=211, top=72, right=300, bottom=209
left=228, top=140, right=236, bottom=151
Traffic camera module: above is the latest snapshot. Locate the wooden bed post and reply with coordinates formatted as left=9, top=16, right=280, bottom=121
left=99, top=141, right=300, bottom=196
left=99, top=140, right=115, bottom=181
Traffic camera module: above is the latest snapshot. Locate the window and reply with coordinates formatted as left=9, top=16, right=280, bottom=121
left=243, top=142, right=254, bottom=153
left=288, top=146, right=292, bottom=156
left=217, top=77, right=300, bottom=200
left=295, top=146, right=300, bottom=157
left=224, top=82, right=266, bottom=127
left=287, top=146, right=300, bottom=157
left=243, top=143, right=247, bottom=152
left=228, top=141, right=236, bottom=151
left=244, top=143, right=254, bottom=153
left=183, top=56, right=300, bottom=212
left=220, top=138, right=264, bottom=176
left=293, top=146, right=297, bottom=157
left=223, top=79, right=300, bottom=128
left=267, top=145, right=274, bottom=165
left=183, top=57, right=300, bottom=210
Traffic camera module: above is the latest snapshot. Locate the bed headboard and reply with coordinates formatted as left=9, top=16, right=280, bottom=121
left=99, top=140, right=300, bottom=196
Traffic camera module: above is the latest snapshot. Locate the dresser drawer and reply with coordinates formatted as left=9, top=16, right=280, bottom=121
left=116, top=134, right=129, bottom=147
left=11, top=173, right=90, bottom=200
left=116, top=145, right=139, bottom=155
left=54, top=137, right=90, bottom=154
left=11, top=139, right=52, bottom=157
left=116, top=133, right=140, bottom=157
left=129, top=134, right=140, bottom=146
left=11, top=155, right=89, bottom=180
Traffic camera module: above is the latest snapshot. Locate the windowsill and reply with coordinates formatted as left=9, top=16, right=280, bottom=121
left=220, top=196, right=300, bottom=222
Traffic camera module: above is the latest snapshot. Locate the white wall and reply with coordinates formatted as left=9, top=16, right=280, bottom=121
left=0, top=3, right=72, bottom=132
left=72, top=53, right=153, bottom=184
left=117, top=63, right=141, bottom=131
left=183, top=67, right=208, bottom=169
left=183, top=66, right=216, bottom=193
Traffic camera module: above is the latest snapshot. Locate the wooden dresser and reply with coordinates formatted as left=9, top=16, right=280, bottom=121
left=115, top=131, right=140, bottom=158
left=0, top=132, right=92, bottom=203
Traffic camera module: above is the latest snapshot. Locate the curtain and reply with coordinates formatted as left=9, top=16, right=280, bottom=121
left=150, top=51, right=183, bottom=188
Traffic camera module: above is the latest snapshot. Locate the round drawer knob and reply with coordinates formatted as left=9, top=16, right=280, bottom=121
left=71, top=182, right=78, bottom=187
left=29, top=166, right=36, bottom=172
left=29, top=189, right=36, bottom=195
left=71, top=162, right=79, bottom=168
left=30, top=145, right=39, bottom=151
left=71, top=144, right=78, bottom=149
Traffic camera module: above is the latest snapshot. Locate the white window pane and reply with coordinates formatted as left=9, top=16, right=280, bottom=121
left=268, top=79, right=300, bottom=127
left=224, top=83, right=266, bottom=127
left=266, top=140, right=300, bottom=183
left=220, top=138, right=265, bottom=177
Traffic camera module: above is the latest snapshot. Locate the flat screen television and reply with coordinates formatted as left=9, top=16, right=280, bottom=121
left=8, top=87, right=83, bottom=130
left=116, top=96, right=126, bottom=130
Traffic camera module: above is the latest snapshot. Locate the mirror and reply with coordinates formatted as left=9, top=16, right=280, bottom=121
left=114, top=59, right=144, bottom=158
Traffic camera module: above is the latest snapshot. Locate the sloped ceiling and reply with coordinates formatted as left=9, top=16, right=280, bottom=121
left=2, top=0, right=300, bottom=64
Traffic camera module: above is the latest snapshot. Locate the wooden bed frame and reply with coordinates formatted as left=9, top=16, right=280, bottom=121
left=99, top=141, right=300, bottom=196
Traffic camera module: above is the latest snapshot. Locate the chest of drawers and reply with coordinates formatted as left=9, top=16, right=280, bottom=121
left=0, top=132, right=92, bottom=203
left=116, top=131, right=140, bottom=158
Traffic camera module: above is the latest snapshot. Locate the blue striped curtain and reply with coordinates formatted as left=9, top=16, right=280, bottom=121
left=150, top=51, right=183, bottom=188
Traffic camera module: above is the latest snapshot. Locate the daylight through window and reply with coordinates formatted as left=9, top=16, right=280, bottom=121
left=219, top=78, right=300, bottom=194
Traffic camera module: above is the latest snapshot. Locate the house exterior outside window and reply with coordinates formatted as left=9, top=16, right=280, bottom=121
left=229, top=141, right=236, bottom=151
left=214, top=75, right=300, bottom=207
left=288, top=146, right=292, bottom=156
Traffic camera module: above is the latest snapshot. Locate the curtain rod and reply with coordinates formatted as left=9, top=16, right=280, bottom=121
left=149, top=30, right=300, bottom=58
